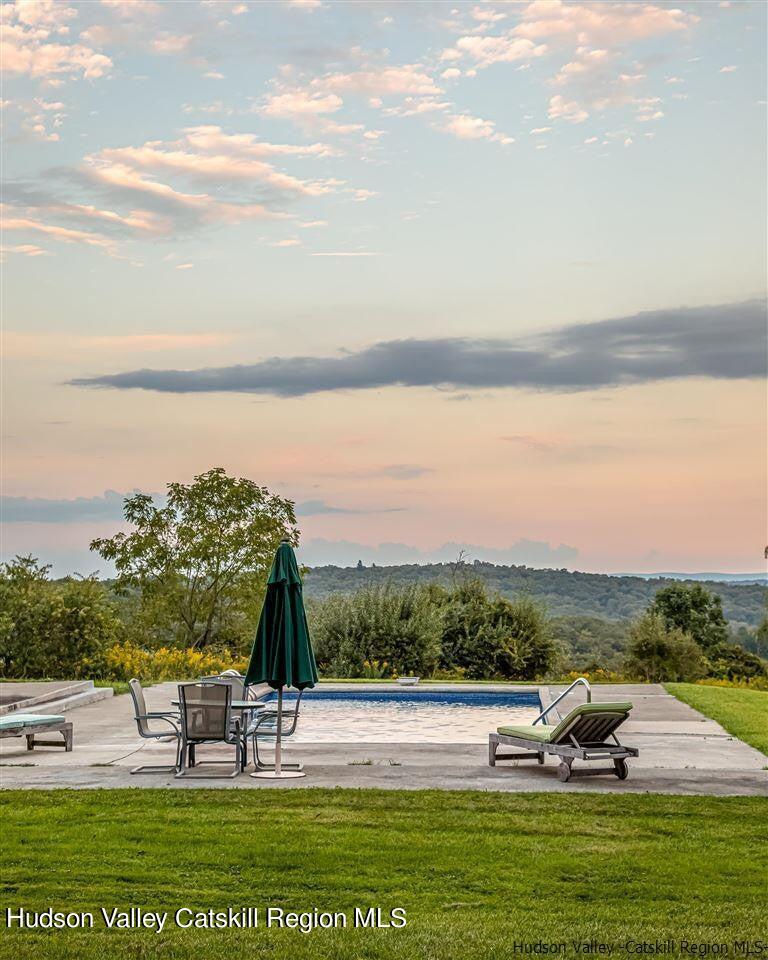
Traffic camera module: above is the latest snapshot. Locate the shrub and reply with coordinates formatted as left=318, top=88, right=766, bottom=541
left=0, top=557, right=121, bottom=678
left=560, top=668, right=631, bottom=684
left=309, top=579, right=557, bottom=680
left=439, top=580, right=557, bottom=681
left=624, top=611, right=706, bottom=682
left=308, top=584, right=442, bottom=678
left=704, top=643, right=767, bottom=681
left=694, top=676, right=768, bottom=691
left=100, top=641, right=248, bottom=683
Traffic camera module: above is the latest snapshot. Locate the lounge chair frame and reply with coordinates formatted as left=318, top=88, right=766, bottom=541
left=489, top=682, right=638, bottom=782
left=0, top=717, right=73, bottom=751
left=489, top=729, right=638, bottom=781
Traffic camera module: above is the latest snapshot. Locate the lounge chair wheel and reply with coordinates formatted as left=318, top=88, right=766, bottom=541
left=557, top=762, right=571, bottom=783
left=614, top=759, right=629, bottom=780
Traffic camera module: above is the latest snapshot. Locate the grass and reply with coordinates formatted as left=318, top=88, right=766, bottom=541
left=666, top=683, right=768, bottom=754
left=93, top=680, right=131, bottom=696
left=1, top=790, right=766, bottom=959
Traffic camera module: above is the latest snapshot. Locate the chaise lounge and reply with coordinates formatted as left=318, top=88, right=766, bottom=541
left=0, top=713, right=73, bottom=752
left=489, top=700, right=638, bottom=782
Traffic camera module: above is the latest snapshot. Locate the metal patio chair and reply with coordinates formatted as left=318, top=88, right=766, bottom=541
left=201, top=672, right=256, bottom=761
left=247, top=690, right=304, bottom=772
left=175, top=681, right=243, bottom=778
left=128, top=678, right=182, bottom=775
left=201, top=672, right=246, bottom=700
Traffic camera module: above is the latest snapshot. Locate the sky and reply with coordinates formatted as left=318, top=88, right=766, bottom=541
left=1, top=0, right=767, bottom=577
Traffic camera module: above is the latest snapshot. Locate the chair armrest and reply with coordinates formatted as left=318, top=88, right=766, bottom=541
left=246, top=712, right=276, bottom=735
left=248, top=709, right=299, bottom=737
left=136, top=714, right=180, bottom=734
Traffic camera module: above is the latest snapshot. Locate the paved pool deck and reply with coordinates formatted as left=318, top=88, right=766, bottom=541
left=0, top=682, right=765, bottom=796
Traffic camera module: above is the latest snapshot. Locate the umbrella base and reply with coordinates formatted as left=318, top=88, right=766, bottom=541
left=254, top=761, right=303, bottom=772
left=250, top=769, right=305, bottom=779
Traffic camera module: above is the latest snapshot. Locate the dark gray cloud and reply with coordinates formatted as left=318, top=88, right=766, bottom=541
left=2, top=491, right=129, bottom=523
left=379, top=464, right=432, bottom=479
left=70, top=299, right=767, bottom=397
left=1, top=492, right=400, bottom=523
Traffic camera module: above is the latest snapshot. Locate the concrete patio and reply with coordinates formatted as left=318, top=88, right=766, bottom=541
left=0, top=682, right=765, bottom=795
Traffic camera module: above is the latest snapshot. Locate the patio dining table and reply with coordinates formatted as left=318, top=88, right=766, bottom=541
left=171, top=699, right=266, bottom=712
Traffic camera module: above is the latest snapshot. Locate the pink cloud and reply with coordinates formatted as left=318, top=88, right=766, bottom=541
left=319, top=64, right=441, bottom=98
left=548, top=94, right=588, bottom=123
left=440, top=113, right=514, bottom=144
left=262, top=89, right=343, bottom=119
left=1, top=3, right=111, bottom=80
left=444, top=35, right=546, bottom=68
left=513, top=1, right=697, bottom=45
left=2, top=214, right=115, bottom=252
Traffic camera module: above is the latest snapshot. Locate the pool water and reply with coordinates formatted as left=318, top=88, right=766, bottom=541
left=263, top=688, right=541, bottom=743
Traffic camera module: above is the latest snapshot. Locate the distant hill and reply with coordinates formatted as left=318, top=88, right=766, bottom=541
left=620, top=572, right=766, bottom=585
left=303, top=562, right=767, bottom=628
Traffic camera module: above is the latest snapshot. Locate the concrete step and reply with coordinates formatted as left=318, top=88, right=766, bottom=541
left=0, top=680, right=95, bottom=715
left=27, top=686, right=114, bottom=716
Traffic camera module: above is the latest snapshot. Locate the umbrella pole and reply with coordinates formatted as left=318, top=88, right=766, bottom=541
left=251, top=686, right=305, bottom=779
left=275, top=687, right=283, bottom=776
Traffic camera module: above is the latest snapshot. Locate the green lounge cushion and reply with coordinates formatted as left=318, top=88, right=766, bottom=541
left=0, top=713, right=66, bottom=730
left=497, top=701, right=633, bottom=743
left=497, top=723, right=554, bottom=742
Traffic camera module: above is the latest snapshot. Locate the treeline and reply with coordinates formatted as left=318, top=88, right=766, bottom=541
left=1, top=470, right=765, bottom=684
left=303, top=562, right=767, bottom=628
left=309, top=581, right=556, bottom=680
left=2, top=555, right=765, bottom=686
left=308, top=578, right=767, bottom=684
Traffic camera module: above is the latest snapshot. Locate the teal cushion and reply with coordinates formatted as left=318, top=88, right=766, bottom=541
left=0, top=713, right=66, bottom=730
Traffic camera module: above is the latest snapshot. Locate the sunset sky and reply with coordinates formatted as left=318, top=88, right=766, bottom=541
left=2, top=0, right=766, bottom=576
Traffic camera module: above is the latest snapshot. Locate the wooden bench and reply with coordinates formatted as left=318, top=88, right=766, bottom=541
left=0, top=714, right=73, bottom=752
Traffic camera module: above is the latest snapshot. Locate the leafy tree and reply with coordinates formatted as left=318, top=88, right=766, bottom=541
left=91, top=468, right=297, bottom=649
left=308, top=583, right=442, bottom=677
left=730, top=623, right=768, bottom=660
left=549, top=615, right=630, bottom=671
left=0, top=557, right=121, bottom=678
left=0, top=556, right=56, bottom=677
left=309, top=578, right=556, bottom=680
left=756, top=611, right=768, bottom=657
left=650, top=583, right=729, bottom=651
left=706, top=642, right=767, bottom=680
left=624, top=611, right=706, bottom=682
left=439, top=579, right=556, bottom=680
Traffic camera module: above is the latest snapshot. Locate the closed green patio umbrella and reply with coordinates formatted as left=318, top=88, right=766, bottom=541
left=245, top=538, right=317, bottom=779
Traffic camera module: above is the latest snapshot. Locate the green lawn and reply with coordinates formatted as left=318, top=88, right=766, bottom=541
left=666, top=683, right=768, bottom=755
left=1, top=790, right=766, bottom=959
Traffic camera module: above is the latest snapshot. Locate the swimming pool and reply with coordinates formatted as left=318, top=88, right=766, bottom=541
left=263, top=687, right=542, bottom=743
